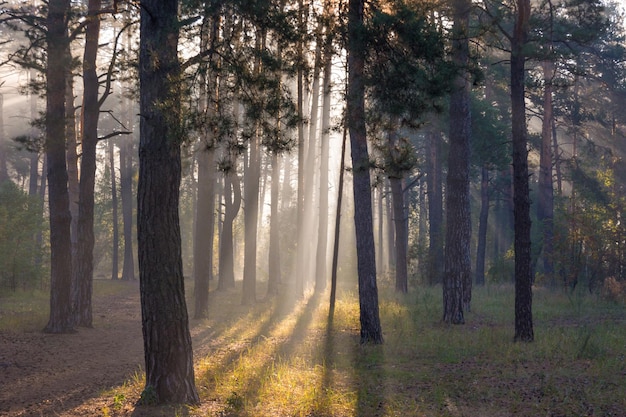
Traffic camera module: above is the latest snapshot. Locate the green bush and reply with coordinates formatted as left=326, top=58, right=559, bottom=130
left=0, top=181, right=45, bottom=293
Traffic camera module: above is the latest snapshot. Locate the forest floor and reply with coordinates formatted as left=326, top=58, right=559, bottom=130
left=0, top=280, right=146, bottom=417
left=1, top=279, right=626, bottom=417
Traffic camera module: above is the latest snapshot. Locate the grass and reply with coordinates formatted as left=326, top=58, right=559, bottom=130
left=3, top=279, right=625, bottom=416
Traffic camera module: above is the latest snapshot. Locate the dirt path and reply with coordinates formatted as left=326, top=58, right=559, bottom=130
left=0, top=281, right=144, bottom=417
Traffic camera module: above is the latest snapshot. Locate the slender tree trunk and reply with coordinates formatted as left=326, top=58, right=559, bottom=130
left=138, top=0, right=199, bottom=403
left=120, top=132, right=135, bottom=281
left=538, top=59, right=555, bottom=284
left=267, top=153, right=282, bottom=297
left=390, top=176, right=408, bottom=292
left=73, top=0, right=101, bottom=328
left=427, top=127, right=444, bottom=285
left=348, top=0, right=383, bottom=344
left=109, top=138, right=119, bottom=280
left=475, top=166, right=489, bottom=286
left=315, top=25, right=333, bottom=292
left=511, top=0, right=534, bottom=342
left=218, top=171, right=241, bottom=290
left=193, top=11, right=218, bottom=319
left=386, top=180, right=395, bottom=271
left=329, top=128, right=347, bottom=321
left=44, top=0, right=74, bottom=334
left=65, top=63, right=79, bottom=268
left=443, top=0, right=472, bottom=323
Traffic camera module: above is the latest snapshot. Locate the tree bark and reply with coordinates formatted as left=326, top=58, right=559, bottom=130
left=44, top=0, right=74, bottom=334
left=443, top=0, right=472, bottom=324
left=138, top=0, right=199, bottom=403
left=427, top=127, right=444, bottom=285
left=109, top=138, right=119, bottom=280
left=538, top=59, right=555, bottom=284
left=218, top=171, right=241, bottom=290
left=475, top=166, right=489, bottom=286
left=390, top=176, right=408, bottom=293
left=72, top=0, right=102, bottom=328
left=511, top=0, right=534, bottom=342
left=315, top=24, right=333, bottom=293
left=267, top=153, right=282, bottom=297
left=348, top=0, right=383, bottom=344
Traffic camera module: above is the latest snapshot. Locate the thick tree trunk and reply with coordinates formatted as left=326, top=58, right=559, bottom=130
left=72, top=0, right=101, bottom=328
left=44, top=0, right=74, bottom=334
left=348, top=0, right=383, bottom=344
left=475, top=166, right=489, bottom=286
left=138, top=0, right=199, bottom=403
left=443, top=0, right=472, bottom=324
left=65, top=63, right=79, bottom=268
left=511, top=0, right=534, bottom=342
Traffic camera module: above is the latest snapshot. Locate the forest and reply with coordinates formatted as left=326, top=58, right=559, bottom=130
left=0, top=0, right=625, bottom=415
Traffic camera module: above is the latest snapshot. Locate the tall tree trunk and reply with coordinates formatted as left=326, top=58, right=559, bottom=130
left=242, top=31, right=265, bottom=306
left=385, top=180, right=395, bottom=271
left=218, top=171, right=241, bottom=290
left=295, top=0, right=306, bottom=298
left=193, top=11, right=218, bottom=319
left=511, top=0, right=534, bottom=342
left=315, top=24, right=333, bottom=293
left=267, top=153, right=282, bottom=297
left=329, top=127, right=348, bottom=321
left=120, top=130, right=135, bottom=281
left=475, top=166, right=489, bottom=286
left=65, top=63, right=79, bottom=269
left=538, top=59, right=555, bottom=284
left=348, top=0, right=383, bottom=344
left=44, top=0, right=74, bottom=334
left=443, top=0, right=472, bottom=324
left=73, top=0, right=101, bottom=328
left=120, top=25, right=135, bottom=282
left=138, top=0, right=199, bottom=403
left=109, top=138, right=119, bottom=280
left=390, top=176, right=408, bottom=293
left=427, top=127, right=444, bottom=285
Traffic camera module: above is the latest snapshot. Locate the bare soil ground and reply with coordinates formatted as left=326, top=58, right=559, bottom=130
left=0, top=281, right=145, bottom=417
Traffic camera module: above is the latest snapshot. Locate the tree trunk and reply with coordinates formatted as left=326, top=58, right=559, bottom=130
left=475, top=166, right=489, bottom=286
left=120, top=131, right=135, bottom=281
left=315, top=26, right=333, bottom=293
left=193, top=12, right=218, bottom=319
left=72, top=0, right=101, bottom=328
left=218, top=171, right=241, bottom=290
left=65, top=61, right=79, bottom=270
left=267, top=153, right=282, bottom=297
left=538, top=59, right=555, bottom=284
left=44, top=0, right=74, bottom=334
left=443, top=0, right=472, bottom=324
left=390, top=176, right=408, bottom=293
left=138, top=0, right=199, bottom=403
left=511, top=0, right=534, bottom=342
left=109, top=138, right=119, bottom=280
left=348, top=0, right=383, bottom=344
left=427, top=127, right=444, bottom=285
